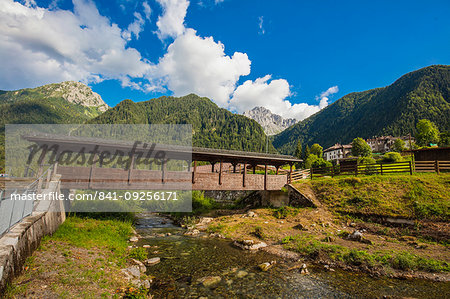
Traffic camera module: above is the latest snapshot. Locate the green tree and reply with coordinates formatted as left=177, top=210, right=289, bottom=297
left=304, top=145, right=310, bottom=160
left=416, top=119, right=440, bottom=146
left=310, top=143, right=323, bottom=158
left=304, top=154, right=318, bottom=169
left=393, top=139, right=406, bottom=152
left=351, top=137, right=372, bottom=157
left=304, top=154, right=332, bottom=169
left=294, top=140, right=302, bottom=159
left=439, top=132, right=450, bottom=147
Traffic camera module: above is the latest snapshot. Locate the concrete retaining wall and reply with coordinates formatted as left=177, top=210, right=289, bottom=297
left=0, top=179, right=66, bottom=293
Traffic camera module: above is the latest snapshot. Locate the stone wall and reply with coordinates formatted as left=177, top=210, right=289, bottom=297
left=0, top=179, right=66, bottom=293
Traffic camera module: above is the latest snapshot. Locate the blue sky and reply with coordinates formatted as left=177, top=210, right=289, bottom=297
left=1, top=0, right=449, bottom=120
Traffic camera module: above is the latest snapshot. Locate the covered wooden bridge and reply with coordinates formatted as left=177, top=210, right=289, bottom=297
left=24, top=134, right=301, bottom=191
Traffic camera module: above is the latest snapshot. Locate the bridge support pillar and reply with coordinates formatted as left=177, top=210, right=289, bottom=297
left=192, top=160, right=197, bottom=184
left=219, top=161, right=223, bottom=185
left=264, top=164, right=267, bottom=190
left=243, top=162, right=246, bottom=187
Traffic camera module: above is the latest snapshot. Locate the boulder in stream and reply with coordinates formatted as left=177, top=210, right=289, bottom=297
left=198, top=276, right=221, bottom=288
left=145, top=257, right=161, bottom=266
left=233, top=239, right=267, bottom=250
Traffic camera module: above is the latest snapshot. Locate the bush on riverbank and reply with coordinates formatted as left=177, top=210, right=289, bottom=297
left=295, top=173, right=450, bottom=221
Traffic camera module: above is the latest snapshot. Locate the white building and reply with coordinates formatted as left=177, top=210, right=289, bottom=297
left=366, top=136, right=415, bottom=153
left=323, top=143, right=352, bottom=162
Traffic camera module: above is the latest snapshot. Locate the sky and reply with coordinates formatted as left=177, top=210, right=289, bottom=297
left=1, top=0, right=449, bottom=121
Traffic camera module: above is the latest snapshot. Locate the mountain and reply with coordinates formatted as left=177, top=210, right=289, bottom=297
left=243, top=106, right=297, bottom=135
left=0, top=81, right=108, bottom=125
left=0, top=81, right=109, bottom=169
left=90, top=94, right=276, bottom=152
left=273, top=65, right=450, bottom=154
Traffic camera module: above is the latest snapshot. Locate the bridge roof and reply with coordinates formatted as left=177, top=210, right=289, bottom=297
left=23, top=134, right=301, bottom=166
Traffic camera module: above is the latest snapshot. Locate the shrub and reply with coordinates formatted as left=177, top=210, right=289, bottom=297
left=281, top=236, right=295, bottom=244
left=273, top=206, right=300, bottom=219
left=192, top=191, right=217, bottom=213
left=382, top=152, right=403, bottom=163
left=128, top=247, right=148, bottom=262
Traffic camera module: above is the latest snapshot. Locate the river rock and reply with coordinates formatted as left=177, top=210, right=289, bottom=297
left=348, top=230, right=363, bottom=241
left=133, top=259, right=147, bottom=272
left=246, top=211, right=257, bottom=217
left=233, top=240, right=267, bottom=250
left=131, top=259, right=147, bottom=272
left=129, top=236, right=139, bottom=242
left=196, top=217, right=214, bottom=230
left=184, top=229, right=200, bottom=236
left=258, top=260, right=276, bottom=272
left=198, top=276, right=221, bottom=288
left=141, top=279, right=151, bottom=289
left=145, top=257, right=160, bottom=266
left=209, top=232, right=225, bottom=239
left=143, top=244, right=151, bottom=248
left=236, top=270, right=248, bottom=278
left=300, top=263, right=309, bottom=274
left=123, top=265, right=141, bottom=278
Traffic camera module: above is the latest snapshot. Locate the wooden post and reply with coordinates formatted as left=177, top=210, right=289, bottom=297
left=187, top=160, right=191, bottom=172
left=355, top=164, right=358, bottom=176
left=435, top=160, right=440, bottom=174
left=276, top=166, right=279, bottom=175
left=232, top=163, right=237, bottom=173
left=161, top=159, right=166, bottom=183
left=264, top=164, right=268, bottom=190
left=192, top=160, right=197, bottom=184
left=253, top=164, right=256, bottom=174
left=409, top=161, right=413, bottom=175
left=211, top=162, right=215, bottom=173
left=88, top=153, right=98, bottom=189
left=243, top=162, right=246, bottom=187
left=219, top=161, right=223, bottom=185
left=380, top=163, right=383, bottom=175
left=289, top=164, right=293, bottom=184
left=128, top=155, right=135, bottom=185
left=310, top=168, right=313, bottom=180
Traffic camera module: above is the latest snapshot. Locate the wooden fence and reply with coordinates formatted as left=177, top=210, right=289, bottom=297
left=310, top=160, right=450, bottom=179
left=289, top=169, right=311, bottom=183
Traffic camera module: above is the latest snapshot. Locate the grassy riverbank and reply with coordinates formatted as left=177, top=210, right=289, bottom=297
left=5, top=214, right=147, bottom=298
left=201, top=173, right=450, bottom=279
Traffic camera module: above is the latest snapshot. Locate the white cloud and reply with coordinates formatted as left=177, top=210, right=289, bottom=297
left=155, top=0, right=189, bottom=40
left=122, top=12, right=145, bottom=40
left=0, top=0, right=152, bottom=90
left=317, top=85, right=339, bottom=109
left=231, top=76, right=339, bottom=121
left=158, top=28, right=251, bottom=107
left=258, top=16, right=265, bottom=35
left=142, top=1, right=151, bottom=20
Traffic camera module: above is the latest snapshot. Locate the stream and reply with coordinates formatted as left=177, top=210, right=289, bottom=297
left=135, top=214, right=449, bottom=298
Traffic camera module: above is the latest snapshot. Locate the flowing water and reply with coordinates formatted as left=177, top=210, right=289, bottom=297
left=135, top=214, right=449, bottom=298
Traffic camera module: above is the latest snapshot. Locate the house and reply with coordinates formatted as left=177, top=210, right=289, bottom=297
left=366, top=136, right=414, bottom=153
left=323, top=143, right=352, bottom=162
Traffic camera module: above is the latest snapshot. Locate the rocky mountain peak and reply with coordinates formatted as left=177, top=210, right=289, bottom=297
left=38, top=81, right=109, bottom=112
left=243, top=106, right=297, bottom=135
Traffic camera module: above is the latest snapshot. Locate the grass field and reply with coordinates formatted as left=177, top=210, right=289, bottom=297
left=294, top=173, right=450, bottom=221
